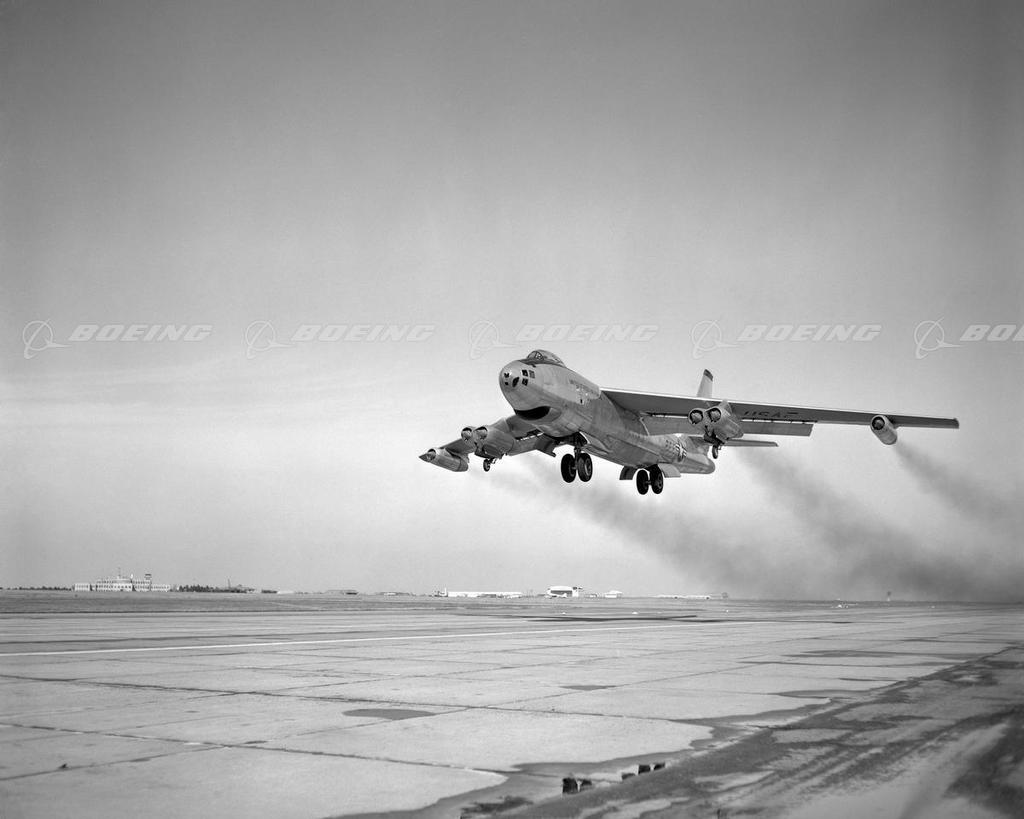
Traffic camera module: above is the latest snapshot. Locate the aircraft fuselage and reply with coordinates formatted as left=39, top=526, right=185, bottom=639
left=499, top=357, right=715, bottom=474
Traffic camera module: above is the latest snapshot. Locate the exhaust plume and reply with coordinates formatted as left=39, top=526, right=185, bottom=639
left=743, top=451, right=1020, bottom=602
left=481, top=448, right=1021, bottom=601
left=496, top=456, right=851, bottom=598
left=895, top=443, right=1024, bottom=532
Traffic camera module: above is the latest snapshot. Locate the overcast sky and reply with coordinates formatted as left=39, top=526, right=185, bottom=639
left=3, top=0, right=1022, bottom=600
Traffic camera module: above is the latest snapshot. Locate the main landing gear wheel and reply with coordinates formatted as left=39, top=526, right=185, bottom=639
left=576, top=452, right=593, bottom=482
left=712, top=445, right=720, bottom=460
left=635, top=469, right=650, bottom=495
left=483, top=458, right=493, bottom=472
left=560, top=453, right=577, bottom=483
left=649, top=465, right=664, bottom=494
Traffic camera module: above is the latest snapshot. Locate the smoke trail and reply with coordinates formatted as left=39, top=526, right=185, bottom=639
left=479, top=447, right=1021, bottom=601
left=492, top=455, right=835, bottom=598
left=894, top=443, right=1024, bottom=531
left=742, top=451, right=1020, bottom=601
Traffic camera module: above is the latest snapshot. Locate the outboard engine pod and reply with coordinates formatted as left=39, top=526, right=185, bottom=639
left=870, top=415, right=898, bottom=445
left=419, top=447, right=470, bottom=472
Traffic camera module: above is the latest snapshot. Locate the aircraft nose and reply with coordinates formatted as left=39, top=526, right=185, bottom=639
left=499, top=362, right=533, bottom=391
left=499, top=361, right=534, bottom=410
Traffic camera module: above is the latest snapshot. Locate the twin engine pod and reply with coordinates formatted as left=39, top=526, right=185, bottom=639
left=462, top=424, right=516, bottom=458
left=870, top=415, right=898, bottom=445
left=687, top=402, right=742, bottom=440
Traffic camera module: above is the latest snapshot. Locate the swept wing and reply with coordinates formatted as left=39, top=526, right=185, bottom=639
left=420, top=415, right=559, bottom=471
left=603, top=389, right=959, bottom=434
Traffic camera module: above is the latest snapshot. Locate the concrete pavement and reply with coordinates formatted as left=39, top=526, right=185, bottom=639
left=1, top=595, right=1021, bottom=817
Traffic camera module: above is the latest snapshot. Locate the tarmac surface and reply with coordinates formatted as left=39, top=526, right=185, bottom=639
left=1, top=593, right=1022, bottom=818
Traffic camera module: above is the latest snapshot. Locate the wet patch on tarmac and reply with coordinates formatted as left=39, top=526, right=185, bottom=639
left=488, top=645, right=1024, bottom=817
left=524, top=615, right=705, bottom=623
left=342, top=708, right=436, bottom=721
left=562, top=684, right=615, bottom=691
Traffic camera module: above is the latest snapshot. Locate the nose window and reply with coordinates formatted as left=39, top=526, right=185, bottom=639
left=512, top=376, right=519, bottom=387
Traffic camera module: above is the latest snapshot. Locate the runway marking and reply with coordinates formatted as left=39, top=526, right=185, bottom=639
left=0, top=622, right=702, bottom=658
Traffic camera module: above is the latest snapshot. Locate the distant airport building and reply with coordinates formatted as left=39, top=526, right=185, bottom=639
left=547, top=585, right=583, bottom=598
left=603, top=590, right=624, bottom=598
left=74, top=572, right=170, bottom=592
left=439, top=589, right=523, bottom=599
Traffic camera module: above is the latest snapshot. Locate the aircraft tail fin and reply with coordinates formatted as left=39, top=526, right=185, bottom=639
left=697, top=369, right=713, bottom=399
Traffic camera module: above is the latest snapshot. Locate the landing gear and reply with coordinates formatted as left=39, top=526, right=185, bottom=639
left=576, top=452, right=593, bottom=482
left=483, top=458, right=494, bottom=472
left=649, top=465, right=664, bottom=494
left=711, top=445, right=720, bottom=460
left=633, top=466, right=662, bottom=496
left=560, top=453, right=577, bottom=483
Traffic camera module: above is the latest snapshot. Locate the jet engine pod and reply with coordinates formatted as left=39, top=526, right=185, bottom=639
left=705, top=401, right=742, bottom=440
left=420, top=447, right=470, bottom=472
left=688, top=409, right=705, bottom=425
left=461, top=427, right=475, bottom=441
left=870, top=415, right=898, bottom=445
left=473, top=425, right=516, bottom=457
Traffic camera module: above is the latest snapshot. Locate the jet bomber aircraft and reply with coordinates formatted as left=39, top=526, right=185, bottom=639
left=420, top=350, right=959, bottom=495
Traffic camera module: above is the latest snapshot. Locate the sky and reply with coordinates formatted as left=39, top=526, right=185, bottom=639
left=2, top=0, right=1022, bottom=599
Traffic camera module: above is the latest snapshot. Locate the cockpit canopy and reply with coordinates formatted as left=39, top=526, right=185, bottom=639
left=524, top=349, right=564, bottom=366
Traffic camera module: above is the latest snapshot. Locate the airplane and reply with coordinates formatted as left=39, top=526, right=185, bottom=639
left=419, top=349, right=959, bottom=496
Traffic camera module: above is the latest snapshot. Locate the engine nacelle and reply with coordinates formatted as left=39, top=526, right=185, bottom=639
left=691, top=402, right=742, bottom=442
left=420, top=447, right=470, bottom=472
left=706, top=402, right=742, bottom=440
left=472, top=425, right=516, bottom=458
left=870, top=415, right=898, bottom=445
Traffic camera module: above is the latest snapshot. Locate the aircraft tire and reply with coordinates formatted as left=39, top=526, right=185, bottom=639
left=576, top=452, right=593, bottom=482
left=650, top=466, right=664, bottom=494
left=636, top=469, right=650, bottom=495
left=560, top=453, right=577, bottom=483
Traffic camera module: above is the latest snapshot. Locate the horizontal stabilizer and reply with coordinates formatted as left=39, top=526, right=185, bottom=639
left=720, top=439, right=778, bottom=448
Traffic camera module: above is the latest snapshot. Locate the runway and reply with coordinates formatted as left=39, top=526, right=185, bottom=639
left=1, top=595, right=1022, bottom=817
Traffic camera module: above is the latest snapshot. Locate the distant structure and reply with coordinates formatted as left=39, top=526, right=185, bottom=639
left=547, top=585, right=583, bottom=598
left=657, top=592, right=729, bottom=600
left=603, top=590, right=624, bottom=599
left=74, top=572, right=170, bottom=592
left=438, top=589, right=523, bottom=598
